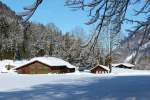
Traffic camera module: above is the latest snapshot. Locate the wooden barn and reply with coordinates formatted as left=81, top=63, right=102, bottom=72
left=13, top=57, right=75, bottom=74
left=90, top=64, right=109, bottom=74
left=112, top=63, right=134, bottom=69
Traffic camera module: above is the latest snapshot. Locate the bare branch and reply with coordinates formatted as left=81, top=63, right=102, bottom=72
left=18, top=0, right=43, bottom=23
left=134, top=0, right=150, bottom=15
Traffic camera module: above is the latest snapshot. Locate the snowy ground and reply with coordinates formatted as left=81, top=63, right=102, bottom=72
left=0, top=59, right=150, bottom=100
left=0, top=71, right=150, bottom=100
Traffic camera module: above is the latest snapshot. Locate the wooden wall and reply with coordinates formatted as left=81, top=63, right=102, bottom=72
left=16, top=61, right=75, bottom=74
left=91, top=66, right=108, bottom=74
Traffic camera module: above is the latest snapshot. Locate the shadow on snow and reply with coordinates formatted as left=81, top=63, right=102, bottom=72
left=0, top=75, right=150, bottom=100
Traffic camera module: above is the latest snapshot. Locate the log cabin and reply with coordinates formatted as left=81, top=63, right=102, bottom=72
left=90, top=64, right=109, bottom=74
left=112, top=63, right=134, bottom=69
left=13, top=57, right=75, bottom=74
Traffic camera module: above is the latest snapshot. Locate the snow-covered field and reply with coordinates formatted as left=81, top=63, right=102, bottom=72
left=0, top=59, right=150, bottom=100
left=0, top=71, right=150, bottom=100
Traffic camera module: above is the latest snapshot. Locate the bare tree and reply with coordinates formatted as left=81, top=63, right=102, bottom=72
left=65, top=0, right=129, bottom=49
left=64, top=0, right=150, bottom=71
left=18, top=0, right=43, bottom=23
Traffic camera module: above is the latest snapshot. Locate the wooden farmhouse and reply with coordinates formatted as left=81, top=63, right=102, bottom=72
left=90, top=64, right=109, bottom=74
left=13, top=57, right=75, bottom=74
left=112, top=63, right=134, bottom=69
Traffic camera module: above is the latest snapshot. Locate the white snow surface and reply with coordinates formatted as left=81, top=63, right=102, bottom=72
left=0, top=60, right=27, bottom=72
left=0, top=60, right=13, bottom=73
left=124, top=52, right=136, bottom=63
left=0, top=70, right=150, bottom=100
left=13, top=57, right=75, bottom=69
left=1, top=58, right=150, bottom=100
left=112, top=63, right=134, bottom=68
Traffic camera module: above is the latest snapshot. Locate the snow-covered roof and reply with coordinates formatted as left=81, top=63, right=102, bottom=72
left=90, top=64, right=109, bottom=71
left=13, top=57, right=76, bottom=69
left=112, top=63, right=134, bottom=67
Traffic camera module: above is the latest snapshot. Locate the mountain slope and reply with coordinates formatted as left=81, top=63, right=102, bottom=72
left=113, top=27, right=150, bottom=70
left=0, top=1, right=21, bottom=19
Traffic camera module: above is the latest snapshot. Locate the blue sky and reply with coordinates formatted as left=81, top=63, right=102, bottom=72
left=2, top=0, right=90, bottom=33
left=1, top=0, right=146, bottom=37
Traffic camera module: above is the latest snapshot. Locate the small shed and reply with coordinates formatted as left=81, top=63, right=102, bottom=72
left=13, top=57, right=75, bottom=74
left=90, top=64, right=109, bottom=74
left=112, top=63, right=134, bottom=69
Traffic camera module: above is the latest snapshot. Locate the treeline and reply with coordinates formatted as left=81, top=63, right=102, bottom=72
left=0, top=15, right=79, bottom=60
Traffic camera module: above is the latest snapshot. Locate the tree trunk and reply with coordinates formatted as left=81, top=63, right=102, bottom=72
left=109, top=64, right=112, bottom=73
